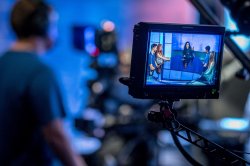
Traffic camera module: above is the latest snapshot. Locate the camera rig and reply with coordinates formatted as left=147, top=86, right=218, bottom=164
left=120, top=77, right=249, bottom=165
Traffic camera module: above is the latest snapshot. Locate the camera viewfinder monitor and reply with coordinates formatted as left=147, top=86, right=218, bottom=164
left=128, top=22, right=225, bottom=100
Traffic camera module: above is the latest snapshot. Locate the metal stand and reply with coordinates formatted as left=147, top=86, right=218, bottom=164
left=148, top=100, right=250, bottom=166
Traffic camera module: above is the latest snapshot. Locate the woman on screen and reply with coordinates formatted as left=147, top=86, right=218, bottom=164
left=200, top=51, right=215, bottom=84
left=155, top=44, right=170, bottom=75
left=182, top=41, right=194, bottom=69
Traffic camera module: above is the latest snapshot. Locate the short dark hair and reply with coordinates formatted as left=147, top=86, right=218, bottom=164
left=205, top=45, right=210, bottom=52
left=11, top=0, right=51, bottom=39
left=151, top=44, right=157, bottom=50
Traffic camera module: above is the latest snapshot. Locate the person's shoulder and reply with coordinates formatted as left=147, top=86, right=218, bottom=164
left=34, top=60, right=55, bottom=78
left=23, top=54, right=53, bottom=74
left=15, top=52, right=55, bottom=79
left=0, top=51, right=50, bottom=71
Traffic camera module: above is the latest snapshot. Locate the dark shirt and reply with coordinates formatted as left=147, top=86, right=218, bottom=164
left=148, top=52, right=156, bottom=68
left=183, top=49, right=194, bottom=62
left=0, top=51, right=65, bottom=166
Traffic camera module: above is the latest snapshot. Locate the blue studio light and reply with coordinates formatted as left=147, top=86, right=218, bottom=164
left=84, top=27, right=98, bottom=56
left=224, top=9, right=250, bottom=52
left=219, top=117, right=250, bottom=131
left=97, top=52, right=118, bottom=68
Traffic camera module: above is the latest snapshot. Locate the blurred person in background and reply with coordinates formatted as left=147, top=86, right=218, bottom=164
left=0, top=0, right=86, bottom=165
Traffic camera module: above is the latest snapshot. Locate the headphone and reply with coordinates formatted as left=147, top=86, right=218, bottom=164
left=25, top=0, right=50, bottom=38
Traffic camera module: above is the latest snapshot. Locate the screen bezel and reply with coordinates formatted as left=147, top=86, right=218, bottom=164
left=129, top=22, right=225, bottom=99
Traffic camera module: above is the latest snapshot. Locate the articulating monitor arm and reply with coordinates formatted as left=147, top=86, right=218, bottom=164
left=148, top=100, right=250, bottom=166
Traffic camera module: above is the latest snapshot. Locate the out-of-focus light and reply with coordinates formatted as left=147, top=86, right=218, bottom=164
left=105, top=115, right=116, bottom=127
left=84, top=27, right=99, bottom=56
left=231, top=35, right=250, bottom=51
left=225, top=10, right=238, bottom=32
left=219, top=118, right=250, bottom=131
left=93, top=128, right=105, bottom=138
left=157, top=130, right=190, bottom=146
left=118, top=104, right=133, bottom=116
left=92, top=82, right=104, bottom=94
left=224, top=9, right=250, bottom=51
left=85, top=43, right=97, bottom=55
left=102, top=20, right=115, bottom=32
left=72, top=136, right=101, bottom=155
left=83, top=108, right=105, bottom=127
left=97, top=53, right=118, bottom=68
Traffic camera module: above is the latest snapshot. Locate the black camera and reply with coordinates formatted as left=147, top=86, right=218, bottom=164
left=121, top=22, right=225, bottom=100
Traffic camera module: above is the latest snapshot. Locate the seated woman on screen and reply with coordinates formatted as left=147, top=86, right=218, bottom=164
left=155, top=44, right=170, bottom=74
left=182, top=41, right=194, bottom=69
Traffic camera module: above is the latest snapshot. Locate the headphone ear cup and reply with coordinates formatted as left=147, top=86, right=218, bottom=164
left=28, top=8, right=49, bottom=38
left=34, top=15, right=49, bottom=37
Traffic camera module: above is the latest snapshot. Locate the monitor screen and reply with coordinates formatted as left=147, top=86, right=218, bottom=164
left=127, top=22, right=225, bottom=99
left=146, top=31, right=223, bottom=86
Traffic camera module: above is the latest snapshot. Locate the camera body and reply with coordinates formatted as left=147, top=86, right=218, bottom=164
left=128, top=22, right=225, bottom=100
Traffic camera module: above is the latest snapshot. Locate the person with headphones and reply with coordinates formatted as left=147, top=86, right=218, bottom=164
left=0, top=0, right=86, bottom=165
